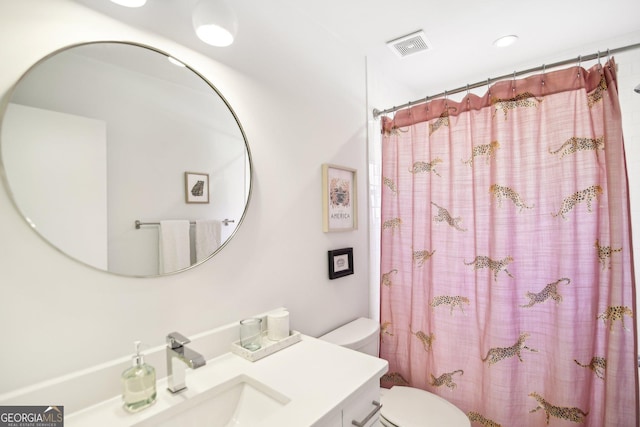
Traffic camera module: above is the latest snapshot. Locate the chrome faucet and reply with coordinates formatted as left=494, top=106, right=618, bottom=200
left=166, top=331, right=206, bottom=393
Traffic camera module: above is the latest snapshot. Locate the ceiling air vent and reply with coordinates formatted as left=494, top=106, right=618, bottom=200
left=386, top=30, right=431, bottom=58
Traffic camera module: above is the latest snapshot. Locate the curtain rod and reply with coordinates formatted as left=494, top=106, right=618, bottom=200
left=372, top=42, right=640, bottom=119
left=135, top=219, right=235, bottom=229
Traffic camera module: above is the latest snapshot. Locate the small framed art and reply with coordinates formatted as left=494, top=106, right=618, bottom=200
left=322, top=164, right=357, bottom=232
left=185, top=171, right=209, bottom=204
left=328, top=247, right=354, bottom=279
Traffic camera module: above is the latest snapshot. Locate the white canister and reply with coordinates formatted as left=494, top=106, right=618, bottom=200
left=267, top=311, right=290, bottom=341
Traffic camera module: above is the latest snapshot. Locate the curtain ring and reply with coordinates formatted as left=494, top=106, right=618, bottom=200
left=541, top=64, right=546, bottom=86
left=596, top=51, right=603, bottom=75
left=606, top=48, right=611, bottom=70
left=512, top=71, right=516, bottom=92
left=487, top=78, right=491, bottom=97
left=577, top=55, right=582, bottom=78
left=466, top=84, right=471, bottom=105
left=424, top=95, right=430, bottom=112
left=391, top=107, right=399, bottom=127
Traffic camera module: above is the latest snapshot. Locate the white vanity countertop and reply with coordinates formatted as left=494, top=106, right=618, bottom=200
left=65, top=335, right=388, bottom=426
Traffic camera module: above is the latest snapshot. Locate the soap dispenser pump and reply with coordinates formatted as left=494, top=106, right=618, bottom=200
left=121, top=341, right=157, bottom=412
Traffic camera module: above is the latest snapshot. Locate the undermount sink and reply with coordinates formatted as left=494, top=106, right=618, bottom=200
left=133, top=375, right=291, bottom=427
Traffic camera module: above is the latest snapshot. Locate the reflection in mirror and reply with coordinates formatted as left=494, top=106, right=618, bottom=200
left=0, top=42, right=252, bottom=277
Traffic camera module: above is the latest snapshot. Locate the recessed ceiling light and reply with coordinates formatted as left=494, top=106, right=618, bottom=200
left=493, top=35, right=519, bottom=48
left=109, top=0, right=147, bottom=7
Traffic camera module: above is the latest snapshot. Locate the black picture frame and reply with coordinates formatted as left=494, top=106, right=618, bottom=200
left=328, top=247, right=354, bottom=279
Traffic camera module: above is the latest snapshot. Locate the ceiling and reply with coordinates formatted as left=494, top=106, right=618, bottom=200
left=71, top=0, right=640, bottom=107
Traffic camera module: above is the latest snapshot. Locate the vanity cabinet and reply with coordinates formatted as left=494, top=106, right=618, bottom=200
left=315, top=411, right=342, bottom=427
left=341, top=378, right=381, bottom=427
left=314, top=377, right=381, bottom=427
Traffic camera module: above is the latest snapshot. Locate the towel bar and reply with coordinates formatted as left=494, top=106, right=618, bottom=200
left=135, top=219, right=234, bottom=229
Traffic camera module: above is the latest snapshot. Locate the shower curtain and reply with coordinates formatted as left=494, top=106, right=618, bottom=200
left=379, top=59, right=638, bottom=426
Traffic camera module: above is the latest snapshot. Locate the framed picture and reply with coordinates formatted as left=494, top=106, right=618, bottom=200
left=328, top=248, right=354, bottom=279
left=322, top=164, right=357, bottom=232
left=185, top=172, right=209, bottom=204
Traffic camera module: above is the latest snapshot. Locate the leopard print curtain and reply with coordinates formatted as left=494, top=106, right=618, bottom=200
left=379, top=59, right=638, bottom=426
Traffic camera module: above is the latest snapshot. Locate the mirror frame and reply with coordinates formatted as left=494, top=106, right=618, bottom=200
left=0, top=41, right=253, bottom=277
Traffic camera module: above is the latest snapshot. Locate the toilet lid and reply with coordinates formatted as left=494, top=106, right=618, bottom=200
left=380, top=386, right=470, bottom=427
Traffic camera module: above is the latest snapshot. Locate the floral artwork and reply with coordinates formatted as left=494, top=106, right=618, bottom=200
left=329, top=177, right=351, bottom=208
left=322, top=164, right=357, bottom=232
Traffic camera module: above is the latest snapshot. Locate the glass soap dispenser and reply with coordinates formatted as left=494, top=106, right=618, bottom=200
left=121, top=340, right=157, bottom=412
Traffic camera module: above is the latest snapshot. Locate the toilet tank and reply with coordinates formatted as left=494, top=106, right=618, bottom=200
left=318, top=317, right=379, bottom=357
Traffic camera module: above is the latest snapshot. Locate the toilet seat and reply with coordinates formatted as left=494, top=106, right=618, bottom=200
left=379, top=386, right=470, bottom=427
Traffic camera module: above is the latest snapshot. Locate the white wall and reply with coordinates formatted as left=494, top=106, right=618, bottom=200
left=0, top=0, right=370, bottom=394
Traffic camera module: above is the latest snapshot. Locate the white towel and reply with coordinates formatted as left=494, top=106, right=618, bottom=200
left=195, top=219, right=222, bottom=262
left=159, top=220, right=191, bottom=274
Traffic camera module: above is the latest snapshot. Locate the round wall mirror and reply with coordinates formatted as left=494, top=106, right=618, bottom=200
left=0, top=41, right=252, bottom=277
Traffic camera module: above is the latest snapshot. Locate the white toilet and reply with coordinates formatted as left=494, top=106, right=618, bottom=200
left=319, top=317, right=470, bottom=427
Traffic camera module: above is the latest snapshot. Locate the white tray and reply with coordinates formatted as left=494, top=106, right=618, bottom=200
left=230, top=330, right=302, bottom=362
